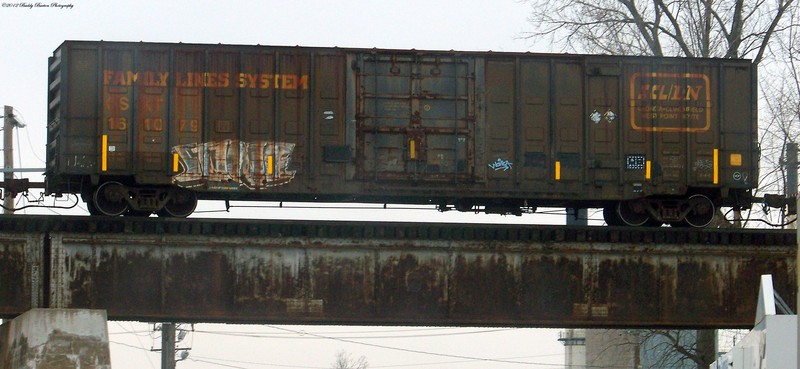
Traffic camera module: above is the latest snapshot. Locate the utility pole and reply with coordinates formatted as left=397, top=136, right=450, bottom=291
left=161, top=323, right=176, bottom=369
left=792, top=143, right=800, bottom=369
left=0, top=105, right=11, bottom=326
left=787, top=142, right=797, bottom=229
left=3, top=105, right=14, bottom=214
left=563, top=209, right=587, bottom=369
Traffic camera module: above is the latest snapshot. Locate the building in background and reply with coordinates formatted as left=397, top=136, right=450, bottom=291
left=563, top=275, right=796, bottom=369
left=710, top=275, right=796, bottom=369
left=561, top=329, right=698, bottom=369
left=559, top=329, right=585, bottom=368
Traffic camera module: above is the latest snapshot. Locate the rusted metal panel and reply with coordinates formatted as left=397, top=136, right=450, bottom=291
left=0, top=214, right=794, bottom=327
left=355, top=52, right=474, bottom=181
left=46, top=41, right=759, bottom=218
left=0, top=234, right=43, bottom=315
left=46, top=42, right=351, bottom=199
left=47, top=232, right=795, bottom=328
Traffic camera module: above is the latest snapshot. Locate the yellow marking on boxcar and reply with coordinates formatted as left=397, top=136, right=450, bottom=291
left=268, top=155, right=274, bottom=175
left=555, top=161, right=561, bottom=181
left=730, top=153, right=742, bottom=167
left=101, top=135, right=108, bottom=172
left=409, top=140, right=416, bottom=159
left=173, top=153, right=179, bottom=172
left=629, top=72, right=711, bottom=133
left=713, top=149, right=719, bottom=184
left=645, top=161, right=651, bottom=180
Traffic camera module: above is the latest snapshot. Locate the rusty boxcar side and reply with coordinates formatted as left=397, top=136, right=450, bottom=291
left=46, top=41, right=757, bottom=226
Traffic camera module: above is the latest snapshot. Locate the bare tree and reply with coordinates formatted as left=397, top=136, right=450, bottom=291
left=330, top=350, right=368, bottom=369
left=752, top=6, right=800, bottom=226
left=587, top=329, right=712, bottom=368
left=524, top=0, right=800, bottom=227
left=523, top=0, right=795, bottom=66
left=639, top=330, right=714, bottom=368
left=522, top=2, right=799, bottom=366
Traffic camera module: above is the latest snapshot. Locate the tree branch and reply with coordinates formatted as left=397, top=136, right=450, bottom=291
left=753, top=0, right=795, bottom=65
left=654, top=0, right=695, bottom=56
left=618, top=0, right=664, bottom=55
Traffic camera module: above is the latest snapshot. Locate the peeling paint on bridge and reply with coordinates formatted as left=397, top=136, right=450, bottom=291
left=33, top=232, right=794, bottom=328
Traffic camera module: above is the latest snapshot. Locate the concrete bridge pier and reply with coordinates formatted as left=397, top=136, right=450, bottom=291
left=0, top=309, right=111, bottom=369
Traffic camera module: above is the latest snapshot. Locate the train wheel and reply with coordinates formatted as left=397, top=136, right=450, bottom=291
left=86, top=199, right=101, bottom=216
left=644, top=218, right=664, bottom=227
left=616, top=200, right=649, bottom=227
left=124, top=209, right=152, bottom=217
left=669, top=221, right=689, bottom=228
left=603, top=206, right=623, bottom=226
left=92, top=181, right=129, bottom=216
left=684, top=194, right=715, bottom=228
left=157, top=188, right=197, bottom=218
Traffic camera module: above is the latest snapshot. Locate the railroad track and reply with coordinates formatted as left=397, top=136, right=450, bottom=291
left=0, top=215, right=793, bottom=246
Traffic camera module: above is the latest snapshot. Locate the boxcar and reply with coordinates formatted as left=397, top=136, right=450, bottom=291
left=45, top=41, right=758, bottom=226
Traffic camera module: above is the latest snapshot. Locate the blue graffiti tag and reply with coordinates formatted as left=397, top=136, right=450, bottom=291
left=488, top=158, right=513, bottom=171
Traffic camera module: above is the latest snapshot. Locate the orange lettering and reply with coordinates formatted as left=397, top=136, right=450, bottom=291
left=112, top=71, right=126, bottom=85
left=260, top=74, right=271, bottom=89
left=103, top=70, right=114, bottom=85
left=126, top=71, right=139, bottom=85
left=159, top=72, right=169, bottom=86
left=282, top=75, right=294, bottom=89
left=219, top=73, right=230, bottom=87
left=686, top=85, right=703, bottom=100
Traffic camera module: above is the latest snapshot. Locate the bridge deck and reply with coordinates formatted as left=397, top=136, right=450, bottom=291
left=0, top=215, right=795, bottom=328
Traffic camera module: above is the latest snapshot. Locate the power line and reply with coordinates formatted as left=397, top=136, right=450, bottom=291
left=263, top=325, right=562, bottom=366
left=13, top=108, right=45, bottom=164
left=193, top=327, right=518, bottom=340
left=112, top=323, right=567, bottom=369
left=190, top=356, right=326, bottom=369
left=114, top=322, right=158, bottom=369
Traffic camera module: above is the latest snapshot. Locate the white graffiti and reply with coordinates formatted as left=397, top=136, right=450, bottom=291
left=591, top=109, right=617, bottom=124
left=590, top=110, right=602, bottom=124
left=693, top=158, right=713, bottom=171
left=733, top=171, right=750, bottom=184
left=488, top=158, right=513, bottom=171
left=604, top=109, right=616, bottom=122
left=172, top=140, right=296, bottom=190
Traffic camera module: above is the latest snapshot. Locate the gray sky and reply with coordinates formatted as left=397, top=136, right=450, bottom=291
left=0, top=0, right=540, bottom=176
left=0, top=1, right=570, bottom=368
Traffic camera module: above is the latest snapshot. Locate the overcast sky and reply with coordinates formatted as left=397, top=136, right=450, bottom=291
left=0, top=0, right=541, bottom=177
left=0, top=1, right=574, bottom=368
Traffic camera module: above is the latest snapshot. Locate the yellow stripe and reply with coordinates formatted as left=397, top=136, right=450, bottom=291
left=645, top=160, right=651, bottom=180
left=101, top=135, right=108, bottom=172
left=268, top=155, right=274, bottom=175
left=409, top=140, right=416, bottom=159
left=173, top=153, right=179, bottom=172
left=713, top=149, right=719, bottom=184
left=555, top=161, right=561, bottom=181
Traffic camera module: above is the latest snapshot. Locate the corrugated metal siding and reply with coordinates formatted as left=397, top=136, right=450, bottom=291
left=45, top=41, right=757, bottom=208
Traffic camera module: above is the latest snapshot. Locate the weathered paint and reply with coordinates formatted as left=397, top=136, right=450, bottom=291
left=0, top=309, right=111, bottom=369
left=0, top=215, right=794, bottom=328
left=629, top=72, right=711, bottom=133
left=39, top=232, right=794, bottom=328
left=172, top=140, right=296, bottom=190
left=46, top=41, right=758, bottom=215
left=0, top=234, right=43, bottom=316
